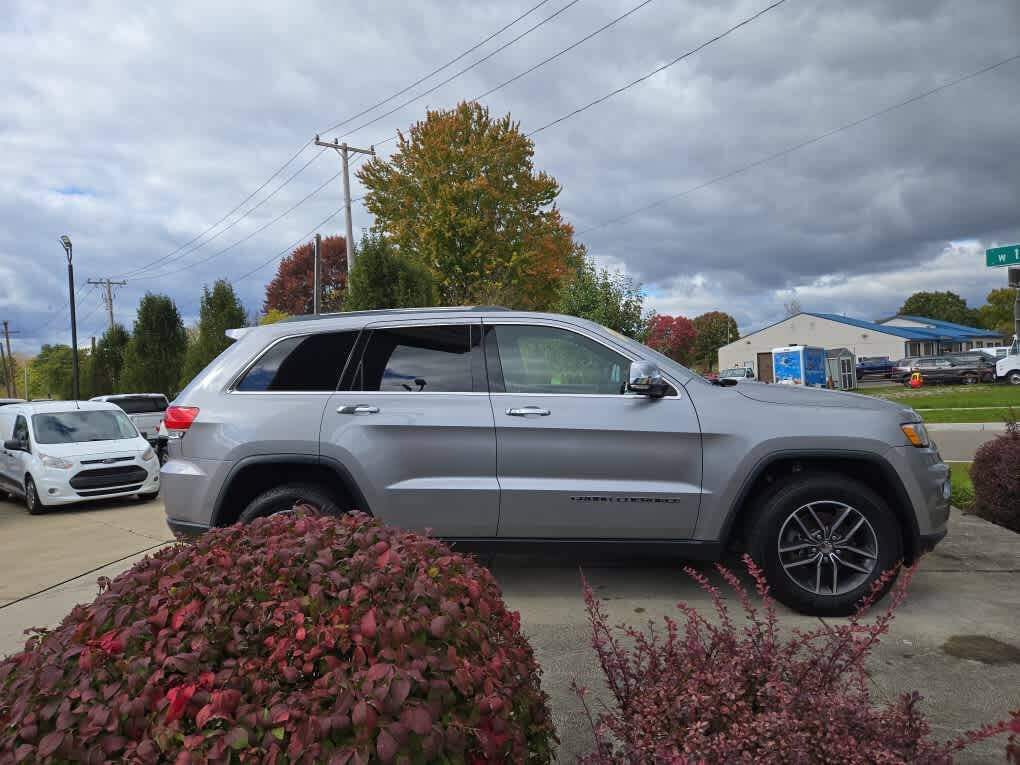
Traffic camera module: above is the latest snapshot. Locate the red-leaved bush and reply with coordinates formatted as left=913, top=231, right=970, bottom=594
left=0, top=512, right=556, bottom=763
left=576, top=555, right=1019, bottom=764
left=970, top=412, right=1020, bottom=533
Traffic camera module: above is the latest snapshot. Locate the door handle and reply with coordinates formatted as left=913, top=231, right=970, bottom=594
left=505, top=406, right=551, bottom=417
left=337, top=405, right=380, bottom=415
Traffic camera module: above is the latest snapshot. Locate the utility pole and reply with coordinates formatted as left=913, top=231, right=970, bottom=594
left=0, top=342, right=9, bottom=397
left=24, top=364, right=28, bottom=400
left=2, top=321, right=18, bottom=397
left=314, top=135, right=375, bottom=276
left=87, top=278, right=127, bottom=331
left=313, top=234, right=322, bottom=315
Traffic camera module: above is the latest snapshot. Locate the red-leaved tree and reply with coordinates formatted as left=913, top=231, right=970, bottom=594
left=646, top=314, right=696, bottom=363
left=263, top=234, right=349, bottom=315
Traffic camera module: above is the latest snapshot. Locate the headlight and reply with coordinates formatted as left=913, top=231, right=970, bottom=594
left=39, top=452, right=74, bottom=469
left=901, top=422, right=930, bottom=448
left=142, top=446, right=156, bottom=462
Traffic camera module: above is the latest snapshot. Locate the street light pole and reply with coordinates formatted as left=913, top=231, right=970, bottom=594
left=60, top=235, right=80, bottom=400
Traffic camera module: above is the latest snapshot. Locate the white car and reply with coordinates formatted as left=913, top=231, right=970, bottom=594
left=0, top=400, right=160, bottom=514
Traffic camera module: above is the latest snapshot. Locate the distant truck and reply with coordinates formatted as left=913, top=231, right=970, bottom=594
left=995, top=336, right=1020, bottom=385
left=855, top=356, right=895, bottom=378
left=772, top=345, right=828, bottom=387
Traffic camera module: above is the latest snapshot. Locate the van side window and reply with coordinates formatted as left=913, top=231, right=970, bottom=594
left=13, top=416, right=29, bottom=443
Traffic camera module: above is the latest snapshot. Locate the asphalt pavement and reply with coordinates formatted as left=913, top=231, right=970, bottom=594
left=0, top=495, right=1017, bottom=763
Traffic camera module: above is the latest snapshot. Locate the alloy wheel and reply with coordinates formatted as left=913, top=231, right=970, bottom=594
left=777, top=500, right=879, bottom=596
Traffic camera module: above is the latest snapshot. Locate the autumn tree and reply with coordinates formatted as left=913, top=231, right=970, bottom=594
left=259, top=309, right=291, bottom=325
left=899, top=291, right=979, bottom=326
left=346, top=232, right=437, bottom=311
left=90, top=324, right=130, bottom=395
left=646, top=314, right=697, bottom=363
left=693, top=311, right=739, bottom=371
left=264, top=235, right=349, bottom=316
left=978, top=288, right=1017, bottom=337
left=120, top=293, right=188, bottom=396
left=358, top=102, right=582, bottom=310
left=556, top=257, right=647, bottom=339
left=180, top=280, right=247, bottom=388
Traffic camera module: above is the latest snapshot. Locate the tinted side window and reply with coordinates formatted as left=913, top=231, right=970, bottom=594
left=355, top=325, right=475, bottom=393
left=493, top=325, right=629, bottom=395
left=236, top=331, right=359, bottom=391
left=13, top=416, right=29, bottom=442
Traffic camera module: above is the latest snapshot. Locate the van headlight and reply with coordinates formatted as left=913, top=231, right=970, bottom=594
left=39, top=453, right=74, bottom=469
left=142, top=446, right=156, bottom=462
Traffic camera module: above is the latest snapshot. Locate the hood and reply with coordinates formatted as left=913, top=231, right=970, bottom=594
left=736, top=382, right=913, bottom=415
left=33, top=437, right=148, bottom=460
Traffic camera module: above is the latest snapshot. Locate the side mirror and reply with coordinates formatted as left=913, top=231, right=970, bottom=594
left=3, top=439, right=26, bottom=452
left=628, top=361, right=669, bottom=398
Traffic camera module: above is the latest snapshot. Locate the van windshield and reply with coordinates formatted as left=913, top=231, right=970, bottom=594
left=32, top=411, right=138, bottom=444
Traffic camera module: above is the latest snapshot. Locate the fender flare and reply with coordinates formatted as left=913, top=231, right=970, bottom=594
left=210, top=454, right=373, bottom=526
left=717, top=449, right=920, bottom=557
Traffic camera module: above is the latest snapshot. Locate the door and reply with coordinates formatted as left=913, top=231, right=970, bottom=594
left=0, top=413, right=14, bottom=491
left=486, top=322, right=703, bottom=539
left=7, top=415, right=30, bottom=492
left=320, top=321, right=499, bottom=537
left=757, top=352, right=774, bottom=383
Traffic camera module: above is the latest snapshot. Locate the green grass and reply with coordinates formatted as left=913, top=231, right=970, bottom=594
left=949, top=461, right=974, bottom=510
left=856, top=383, right=1020, bottom=422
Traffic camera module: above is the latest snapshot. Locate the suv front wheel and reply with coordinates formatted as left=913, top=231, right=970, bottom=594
left=748, top=473, right=902, bottom=617
left=237, top=483, right=347, bottom=524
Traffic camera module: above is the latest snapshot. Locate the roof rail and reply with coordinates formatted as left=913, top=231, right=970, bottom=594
left=277, top=306, right=510, bottom=323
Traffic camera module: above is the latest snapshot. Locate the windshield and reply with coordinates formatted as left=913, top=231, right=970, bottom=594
left=32, top=410, right=138, bottom=444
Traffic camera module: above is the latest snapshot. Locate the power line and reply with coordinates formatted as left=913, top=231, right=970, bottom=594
left=235, top=208, right=345, bottom=283
left=578, top=52, right=1020, bottom=235
left=318, top=0, right=555, bottom=136
left=335, top=0, right=584, bottom=141
left=118, top=149, right=327, bottom=278
left=529, top=0, right=787, bottom=136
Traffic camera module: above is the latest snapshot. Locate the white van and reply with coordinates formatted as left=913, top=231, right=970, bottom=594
left=0, top=400, right=160, bottom=514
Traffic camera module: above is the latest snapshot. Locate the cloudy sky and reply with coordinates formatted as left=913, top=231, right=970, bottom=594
left=2, top=0, right=1018, bottom=353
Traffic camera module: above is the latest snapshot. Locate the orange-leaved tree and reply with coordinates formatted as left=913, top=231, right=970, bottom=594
left=263, top=234, right=348, bottom=316
left=358, top=102, right=583, bottom=310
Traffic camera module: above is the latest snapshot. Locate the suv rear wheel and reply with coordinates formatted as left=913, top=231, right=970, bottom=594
left=748, top=473, right=902, bottom=617
left=237, top=483, right=346, bottom=524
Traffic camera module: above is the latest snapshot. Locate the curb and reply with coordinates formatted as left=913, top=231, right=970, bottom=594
left=926, top=422, right=1008, bottom=432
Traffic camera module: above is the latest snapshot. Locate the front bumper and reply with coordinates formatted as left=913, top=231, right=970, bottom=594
left=36, top=461, right=161, bottom=506
left=885, top=443, right=950, bottom=553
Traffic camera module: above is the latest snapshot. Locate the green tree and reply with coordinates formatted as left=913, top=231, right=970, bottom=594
left=978, top=288, right=1016, bottom=337
left=259, top=308, right=291, bottom=325
left=899, top=291, right=980, bottom=326
left=358, top=101, right=583, bottom=310
left=693, top=311, right=739, bottom=372
left=89, top=324, right=130, bottom=396
left=29, top=345, right=74, bottom=399
left=346, top=232, right=437, bottom=311
left=556, top=257, right=647, bottom=339
left=180, top=280, right=247, bottom=388
left=120, top=293, right=188, bottom=396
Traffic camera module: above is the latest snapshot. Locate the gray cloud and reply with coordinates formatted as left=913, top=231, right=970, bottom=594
left=1, top=0, right=1017, bottom=353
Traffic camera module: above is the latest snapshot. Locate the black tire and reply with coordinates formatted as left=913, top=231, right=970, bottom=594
left=24, top=475, right=44, bottom=516
left=236, top=483, right=347, bottom=525
left=962, top=373, right=978, bottom=385
left=747, top=472, right=902, bottom=617
left=1007, top=370, right=1020, bottom=386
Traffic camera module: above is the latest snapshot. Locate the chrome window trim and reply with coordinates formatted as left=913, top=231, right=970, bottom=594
left=481, top=318, right=684, bottom=398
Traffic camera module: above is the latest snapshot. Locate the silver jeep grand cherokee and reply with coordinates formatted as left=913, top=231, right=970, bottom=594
left=162, top=307, right=949, bottom=616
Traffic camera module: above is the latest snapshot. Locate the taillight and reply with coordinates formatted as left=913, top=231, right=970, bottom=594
left=164, top=406, right=200, bottom=430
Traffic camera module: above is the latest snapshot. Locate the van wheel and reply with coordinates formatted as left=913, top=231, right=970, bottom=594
left=748, top=473, right=902, bottom=617
left=237, top=483, right=346, bottom=525
left=25, top=476, right=44, bottom=516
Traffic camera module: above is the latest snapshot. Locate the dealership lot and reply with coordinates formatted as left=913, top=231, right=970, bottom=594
left=0, top=497, right=1017, bottom=762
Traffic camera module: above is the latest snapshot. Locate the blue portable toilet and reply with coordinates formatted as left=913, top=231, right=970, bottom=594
left=772, top=345, right=828, bottom=387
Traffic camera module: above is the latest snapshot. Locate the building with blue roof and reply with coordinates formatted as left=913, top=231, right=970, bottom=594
left=717, top=312, right=1005, bottom=380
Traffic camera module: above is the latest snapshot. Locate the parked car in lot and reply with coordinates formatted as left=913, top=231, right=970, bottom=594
left=91, top=393, right=170, bottom=464
left=162, top=307, right=950, bottom=616
left=718, top=366, right=755, bottom=381
left=0, top=400, right=160, bottom=513
left=897, top=356, right=991, bottom=385
left=943, top=352, right=997, bottom=383
left=855, top=356, right=895, bottom=378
